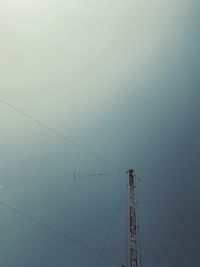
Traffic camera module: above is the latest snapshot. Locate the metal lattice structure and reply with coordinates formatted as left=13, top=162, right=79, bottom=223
left=128, top=169, right=138, bottom=267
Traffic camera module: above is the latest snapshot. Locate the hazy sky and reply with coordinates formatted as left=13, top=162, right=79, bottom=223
left=0, top=1, right=199, bottom=267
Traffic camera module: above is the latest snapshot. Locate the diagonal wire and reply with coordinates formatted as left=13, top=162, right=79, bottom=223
left=95, top=185, right=128, bottom=267
left=0, top=98, right=121, bottom=170
left=0, top=200, right=124, bottom=267
left=137, top=178, right=200, bottom=209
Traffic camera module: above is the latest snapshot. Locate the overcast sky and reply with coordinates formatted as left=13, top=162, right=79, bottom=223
left=0, top=1, right=199, bottom=267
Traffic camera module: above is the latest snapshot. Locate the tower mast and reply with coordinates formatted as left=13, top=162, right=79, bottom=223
left=128, top=169, right=138, bottom=267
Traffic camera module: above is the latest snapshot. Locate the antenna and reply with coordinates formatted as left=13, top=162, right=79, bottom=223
left=77, top=169, right=140, bottom=266
left=128, top=169, right=139, bottom=267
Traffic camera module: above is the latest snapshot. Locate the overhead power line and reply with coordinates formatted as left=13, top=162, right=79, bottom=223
left=0, top=200, right=125, bottom=267
left=0, top=98, right=121, bottom=170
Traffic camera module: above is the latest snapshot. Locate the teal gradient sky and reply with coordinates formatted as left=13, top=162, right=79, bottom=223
left=0, top=1, right=199, bottom=266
